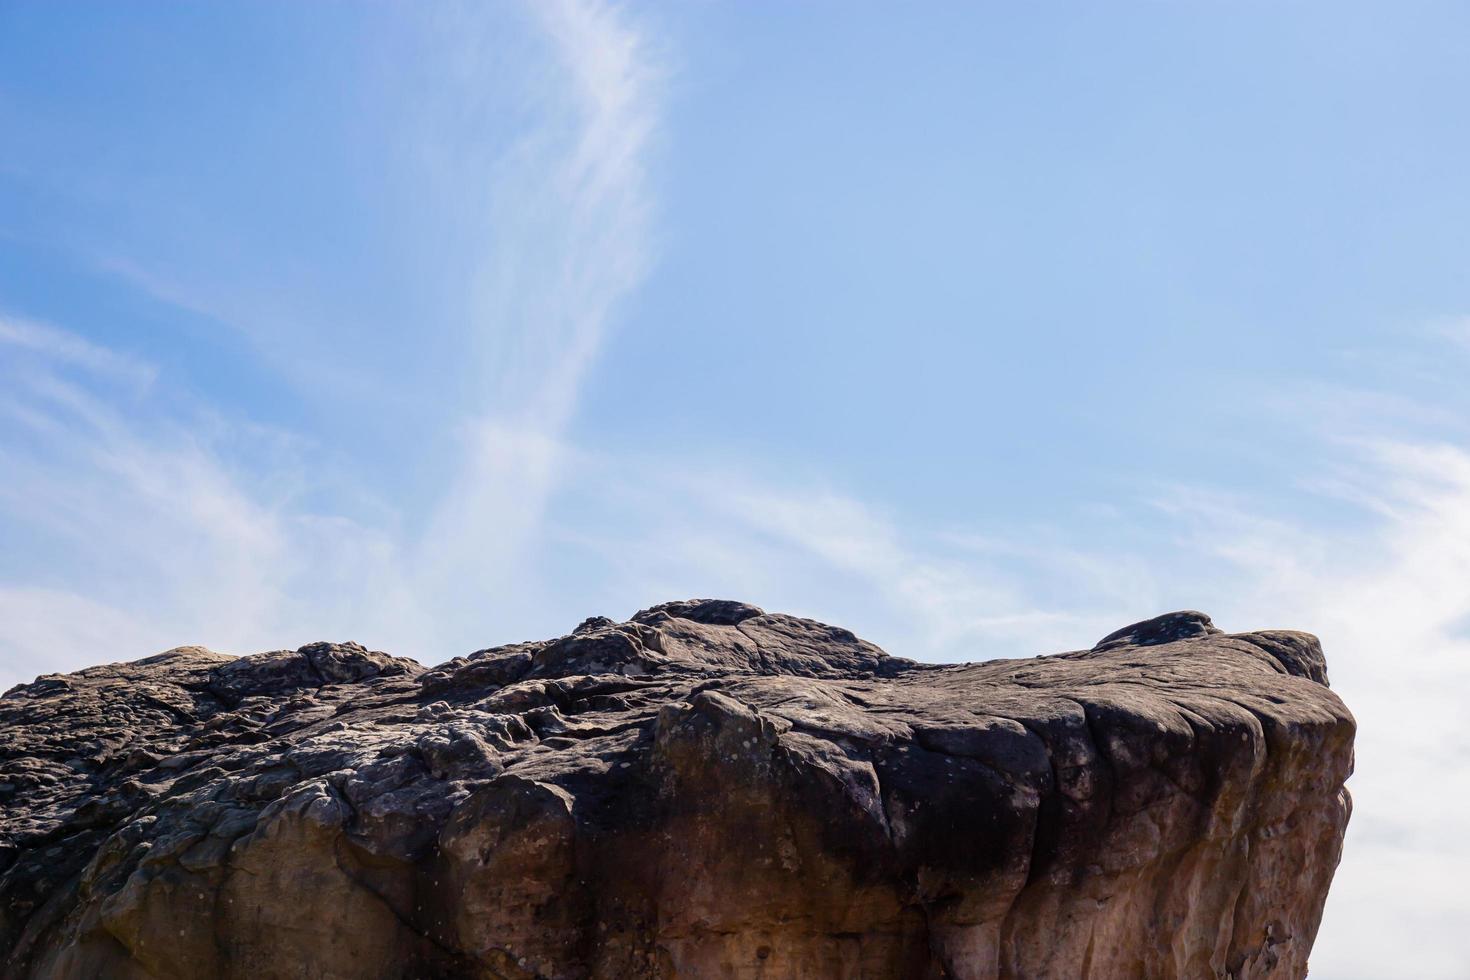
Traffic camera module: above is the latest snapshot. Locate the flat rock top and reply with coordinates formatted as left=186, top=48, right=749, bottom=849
left=0, top=600, right=1355, bottom=977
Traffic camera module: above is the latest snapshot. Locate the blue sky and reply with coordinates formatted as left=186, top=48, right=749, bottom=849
left=3, top=2, right=1469, bottom=975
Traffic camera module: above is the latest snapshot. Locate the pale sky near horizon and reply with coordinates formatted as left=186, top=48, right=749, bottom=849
left=2, top=3, right=1468, bottom=975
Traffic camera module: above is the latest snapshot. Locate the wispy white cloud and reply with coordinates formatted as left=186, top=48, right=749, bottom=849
left=0, top=0, right=668, bottom=685
left=0, top=313, right=156, bottom=389
left=0, top=588, right=165, bottom=693
left=411, top=0, right=663, bottom=640
left=1427, top=313, right=1470, bottom=353
left=456, top=0, right=661, bottom=428
left=532, top=455, right=1147, bottom=662
left=0, top=315, right=444, bottom=691
left=706, top=480, right=1116, bottom=654
left=0, top=337, right=320, bottom=687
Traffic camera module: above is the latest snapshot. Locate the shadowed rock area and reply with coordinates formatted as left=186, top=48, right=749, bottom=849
left=0, top=601, right=1353, bottom=979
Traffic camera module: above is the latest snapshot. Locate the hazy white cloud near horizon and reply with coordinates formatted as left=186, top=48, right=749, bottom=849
left=3, top=2, right=1470, bottom=976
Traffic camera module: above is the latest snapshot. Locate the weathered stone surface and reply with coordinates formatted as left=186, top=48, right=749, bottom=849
left=0, top=602, right=1353, bottom=979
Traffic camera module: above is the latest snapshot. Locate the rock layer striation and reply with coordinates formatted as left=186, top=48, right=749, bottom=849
left=0, top=601, right=1353, bottom=979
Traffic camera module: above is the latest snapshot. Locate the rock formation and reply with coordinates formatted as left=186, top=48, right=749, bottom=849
left=0, top=601, right=1353, bottom=979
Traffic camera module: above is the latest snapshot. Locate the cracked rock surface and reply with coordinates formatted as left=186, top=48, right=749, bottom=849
left=0, top=600, right=1353, bottom=979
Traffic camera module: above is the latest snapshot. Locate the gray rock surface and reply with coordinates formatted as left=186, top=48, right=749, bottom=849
left=0, top=601, right=1353, bottom=978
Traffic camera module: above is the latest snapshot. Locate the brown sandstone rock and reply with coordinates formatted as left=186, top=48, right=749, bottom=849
left=0, top=603, right=1353, bottom=978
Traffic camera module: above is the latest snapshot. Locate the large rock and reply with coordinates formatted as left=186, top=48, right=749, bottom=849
left=0, top=602, right=1353, bottom=979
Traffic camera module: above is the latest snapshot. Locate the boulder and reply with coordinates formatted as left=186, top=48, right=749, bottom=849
left=0, top=602, right=1353, bottom=979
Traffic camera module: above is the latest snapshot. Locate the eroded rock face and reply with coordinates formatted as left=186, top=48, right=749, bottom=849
left=0, top=602, right=1353, bottom=979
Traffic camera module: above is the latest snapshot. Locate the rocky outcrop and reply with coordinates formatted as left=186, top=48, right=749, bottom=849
left=0, top=601, right=1353, bottom=979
